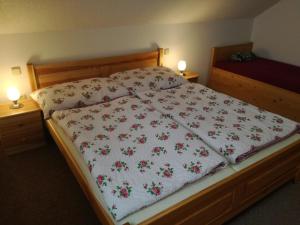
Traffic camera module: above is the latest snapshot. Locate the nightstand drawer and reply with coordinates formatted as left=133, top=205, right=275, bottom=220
left=0, top=99, right=46, bottom=155
left=1, top=120, right=43, bottom=137
left=0, top=112, right=42, bottom=136
left=0, top=111, right=41, bottom=129
left=1, top=131, right=44, bottom=148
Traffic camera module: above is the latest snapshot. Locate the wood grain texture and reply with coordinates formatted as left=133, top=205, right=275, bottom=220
left=0, top=99, right=45, bottom=155
left=208, top=43, right=300, bottom=122
left=28, top=48, right=163, bottom=90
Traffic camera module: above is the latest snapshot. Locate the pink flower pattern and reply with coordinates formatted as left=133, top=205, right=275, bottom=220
left=52, top=95, right=226, bottom=220
left=110, top=66, right=187, bottom=94
left=52, top=78, right=294, bottom=219
left=137, top=83, right=298, bottom=164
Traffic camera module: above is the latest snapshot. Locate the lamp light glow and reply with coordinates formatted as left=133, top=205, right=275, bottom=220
left=7, top=87, right=20, bottom=101
left=6, top=87, right=22, bottom=109
left=177, top=60, right=187, bottom=75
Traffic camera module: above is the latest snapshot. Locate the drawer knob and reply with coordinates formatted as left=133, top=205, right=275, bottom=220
left=18, top=123, right=24, bottom=127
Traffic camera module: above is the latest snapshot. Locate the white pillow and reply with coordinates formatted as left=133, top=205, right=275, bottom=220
left=110, top=66, right=187, bottom=94
left=31, top=77, right=129, bottom=119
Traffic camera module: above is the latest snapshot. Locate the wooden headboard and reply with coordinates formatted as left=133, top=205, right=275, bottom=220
left=210, top=42, right=253, bottom=67
left=28, top=48, right=164, bottom=91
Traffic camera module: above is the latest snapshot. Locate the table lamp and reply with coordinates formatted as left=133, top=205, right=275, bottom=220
left=7, top=87, right=23, bottom=109
left=178, top=60, right=187, bottom=76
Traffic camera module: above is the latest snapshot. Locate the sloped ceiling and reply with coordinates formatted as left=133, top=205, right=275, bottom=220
left=0, top=0, right=279, bottom=34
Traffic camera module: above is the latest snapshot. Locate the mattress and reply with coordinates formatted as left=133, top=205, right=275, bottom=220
left=51, top=96, right=227, bottom=220
left=50, top=119, right=300, bottom=225
left=215, top=58, right=300, bottom=94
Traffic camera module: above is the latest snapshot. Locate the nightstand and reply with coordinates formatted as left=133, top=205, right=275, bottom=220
left=183, top=71, right=200, bottom=83
left=0, top=99, right=46, bottom=155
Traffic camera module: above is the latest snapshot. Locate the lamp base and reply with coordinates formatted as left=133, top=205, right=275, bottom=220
left=9, top=103, right=23, bottom=109
left=179, top=71, right=186, bottom=76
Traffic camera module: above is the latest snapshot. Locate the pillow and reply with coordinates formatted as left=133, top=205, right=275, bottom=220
left=241, top=51, right=257, bottom=61
left=231, top=52, right=243, bottom=62
left=110, top=66, right=188, bottom=94
left=30, top=77, right=129, bottom=119
left=231, top=52, right=257, bottom=62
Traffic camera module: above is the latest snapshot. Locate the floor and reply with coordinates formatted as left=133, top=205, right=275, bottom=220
left=0, top=144, right=299, bottom=225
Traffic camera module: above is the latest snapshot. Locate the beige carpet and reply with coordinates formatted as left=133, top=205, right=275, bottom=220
left=0, top=144, right=299, bottom=225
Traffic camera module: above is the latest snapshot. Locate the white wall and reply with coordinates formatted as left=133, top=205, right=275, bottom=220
left=251, top=0, right=300, bottom=66
left=0, top=19, right=252, bottom=102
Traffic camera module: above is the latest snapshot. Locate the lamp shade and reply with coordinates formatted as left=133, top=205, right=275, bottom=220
left=7, top=87, right=21, bottom=101
left=177, top=60, right=187, bottom=72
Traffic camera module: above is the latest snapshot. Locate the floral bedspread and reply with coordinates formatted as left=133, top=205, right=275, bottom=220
left=137, top=83, right=299, bottom=163
left=51, top=95, right=226, bottom=220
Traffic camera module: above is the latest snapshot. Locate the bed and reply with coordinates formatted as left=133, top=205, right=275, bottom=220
left=208, top=42, right=300, bottom=122
left=27, top=48, right=300, bottom=225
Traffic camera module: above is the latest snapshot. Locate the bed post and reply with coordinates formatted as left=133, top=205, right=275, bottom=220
left=158, top=48, right=164, bottom=66
left=207, top=47, right=216, bottom=87
left=27, top=63, right=38, bottom=91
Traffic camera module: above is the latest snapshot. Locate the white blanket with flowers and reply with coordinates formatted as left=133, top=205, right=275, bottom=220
left=51, top=96, right=226, bottom=221
left=137, top=83, right=299, bottom=164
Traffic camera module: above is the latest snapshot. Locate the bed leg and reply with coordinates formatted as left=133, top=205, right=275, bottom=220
left=294, top=167, right=300, bottom=183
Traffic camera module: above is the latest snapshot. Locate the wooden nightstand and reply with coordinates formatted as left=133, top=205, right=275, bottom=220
left=0, top=99, right=46, bottom=155
left=182, top=71, right=200, bottom=83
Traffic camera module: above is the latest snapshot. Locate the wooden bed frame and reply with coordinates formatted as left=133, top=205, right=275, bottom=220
left=208, top=42, right=300, bottom=122
left=27, top=48, right=300, bottom=225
